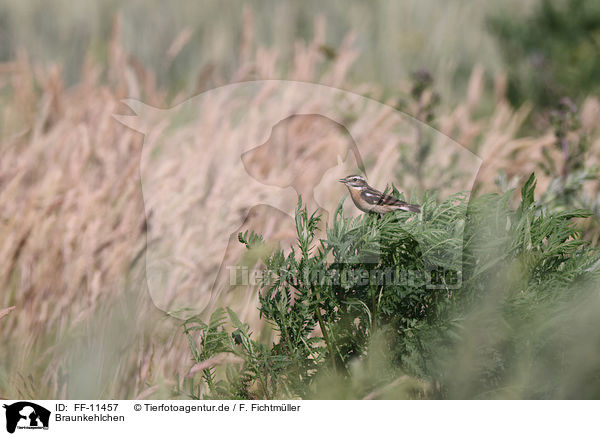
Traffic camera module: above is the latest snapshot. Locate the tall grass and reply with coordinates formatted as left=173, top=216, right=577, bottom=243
left=0, top=0, right=521, bottom=102
left=0, top=9, right=599, bottom=399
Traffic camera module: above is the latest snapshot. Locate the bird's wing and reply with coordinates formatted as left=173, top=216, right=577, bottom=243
left=361, top=187, right=408, bottom=206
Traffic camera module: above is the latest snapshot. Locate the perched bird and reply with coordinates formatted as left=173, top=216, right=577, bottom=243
left=339, top=175, right=420, bottom=215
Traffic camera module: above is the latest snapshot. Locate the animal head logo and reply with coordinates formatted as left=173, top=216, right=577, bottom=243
left=115, top=80, right=481, bottom=317
left=3, top=402, right=50, bottom=434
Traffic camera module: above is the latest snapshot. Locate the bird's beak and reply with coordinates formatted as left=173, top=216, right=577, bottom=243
left=338, top=178, right=347, bottom=184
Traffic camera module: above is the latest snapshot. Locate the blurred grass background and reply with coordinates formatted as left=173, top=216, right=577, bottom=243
left=1, top=0, right=599, bottom=399
left=0, top=0, right=523, bottom=102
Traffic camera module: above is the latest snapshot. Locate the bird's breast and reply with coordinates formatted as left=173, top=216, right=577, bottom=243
left=347, top=186, right=371, bottom=212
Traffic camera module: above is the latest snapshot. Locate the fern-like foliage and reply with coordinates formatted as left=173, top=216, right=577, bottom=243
left=182, top=175, right=600, bottom=399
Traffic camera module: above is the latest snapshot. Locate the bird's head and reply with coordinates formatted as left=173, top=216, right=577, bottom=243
left=339, top=175, right=368, bottom=188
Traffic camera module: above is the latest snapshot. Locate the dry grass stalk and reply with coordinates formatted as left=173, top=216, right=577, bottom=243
left=0, top=15, right=599, bottom=399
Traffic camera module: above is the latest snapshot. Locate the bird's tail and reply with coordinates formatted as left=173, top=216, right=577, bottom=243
left=400, top=203, right=421, bottom=213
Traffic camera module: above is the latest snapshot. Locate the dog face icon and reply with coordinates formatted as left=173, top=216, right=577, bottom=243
left=3, top=402, right=50, bottom=434
left=115, top=80, right=481, bottom=317
left=241, top=114, right=365, bottom=214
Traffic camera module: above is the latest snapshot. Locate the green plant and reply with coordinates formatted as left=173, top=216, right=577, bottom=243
left=537, top=98, right=600, bottom=245
left=488, top=0, right=600, bottom=108
left=182, top=176, right=600, bottom=399
left=440, top=174, right=600, bottom=398
left=496, top=97, right=600, bottom=243
left=396, top=69, right=448, bottom=193
left=540, top=98, right=598, bottom=209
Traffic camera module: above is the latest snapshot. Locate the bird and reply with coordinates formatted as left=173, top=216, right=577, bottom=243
left=339, top=175, right=420, bottom=215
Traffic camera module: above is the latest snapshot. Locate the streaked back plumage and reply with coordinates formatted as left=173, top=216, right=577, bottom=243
left=339, top=174, right=420, bottom=214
